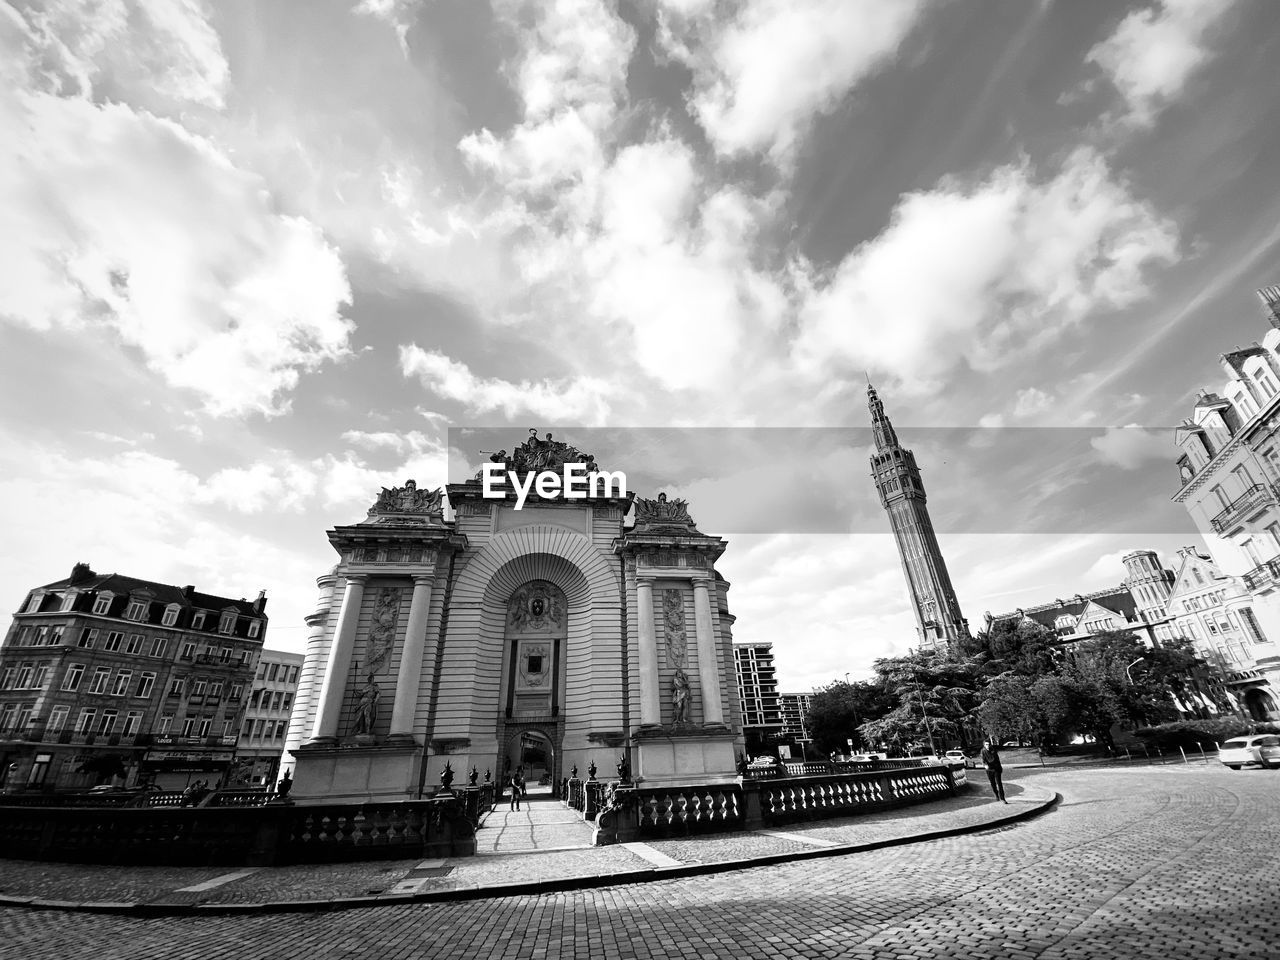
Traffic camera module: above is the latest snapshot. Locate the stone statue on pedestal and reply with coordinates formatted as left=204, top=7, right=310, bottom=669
left=588, top=760, right=597, bottom=781
left=672, top=668, right=691, bottom=725
left=468, top=766, right=479, bottom=786
left=617, top=754, right=631, bottom=783
left=440, top=761, right=454, bottom=792
left=352, top=677, right=380, bottom=736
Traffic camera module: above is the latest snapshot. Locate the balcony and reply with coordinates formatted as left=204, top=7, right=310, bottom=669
left=1211, top=484, right=1278, bottom=534
left=1243, top=557, right=1280, bottom=591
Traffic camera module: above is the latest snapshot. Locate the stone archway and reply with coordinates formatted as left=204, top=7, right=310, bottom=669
left=501, top=726, right=557, bottom=797
left=1244, top=687, right=1279, bottom=721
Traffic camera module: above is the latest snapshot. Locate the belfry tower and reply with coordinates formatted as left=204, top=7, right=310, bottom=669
left=868, top=384, right=970, bottom=652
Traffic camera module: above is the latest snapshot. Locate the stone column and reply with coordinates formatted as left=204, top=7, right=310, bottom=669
left=310, top=574, right=367, bottom=741
left=389, top=573, right=434, bottom=740
left=692, top=578, right=724, bottom=726
left=636, top=577, right=661, bottom=726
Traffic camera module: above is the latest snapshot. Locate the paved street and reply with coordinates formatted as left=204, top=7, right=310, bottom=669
left=2, top=766, right=1278, bottom=959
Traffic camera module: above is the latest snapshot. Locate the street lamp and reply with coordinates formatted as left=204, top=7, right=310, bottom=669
left=1124, top=658, right=1144, bottom=685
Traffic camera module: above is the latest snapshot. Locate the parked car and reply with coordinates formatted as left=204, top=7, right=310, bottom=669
left=1218, top=735, right=1280, bottom=770
left=944, top=750, right=973, bottom=769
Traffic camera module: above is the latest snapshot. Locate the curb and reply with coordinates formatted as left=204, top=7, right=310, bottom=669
left=0, top=791, right=1060, bottom=917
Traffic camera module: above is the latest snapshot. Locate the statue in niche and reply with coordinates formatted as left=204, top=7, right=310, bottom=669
left=352, top=676, right=380, bottom=736
left=662, top=589, right=688, bottom=669
left=671, top=668, right=691, bottom=725
left=364, top=587, right=402, bottom=676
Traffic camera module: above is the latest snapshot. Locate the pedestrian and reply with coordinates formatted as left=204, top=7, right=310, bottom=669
left=980, top=739, right=1007, bottom=803
left=508, top=772, right=522, bottom=811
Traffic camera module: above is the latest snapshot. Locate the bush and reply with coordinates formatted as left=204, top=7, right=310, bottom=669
left=1134, top=718, right=1280, bottom=752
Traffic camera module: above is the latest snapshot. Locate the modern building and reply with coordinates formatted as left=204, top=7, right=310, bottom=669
left=285, top=431, right=744, bottom=801
left=1172, top=285, right=1280, bottom=718
left=778, top=692, right=813, bottom=759
left=985, top=550, right=1176, bottom=647
left=733, top=643, right=782, bottom=755
left=0, top=563, right=266, bottom=792
left=233, top=649, right=303, bottom=787
left=868, top=384, right=970, bottom=652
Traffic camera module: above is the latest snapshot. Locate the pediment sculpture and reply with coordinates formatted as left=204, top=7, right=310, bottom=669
left=477, top=428, right=601, bottom=478
left=634, top=492, right=695, bottom=528
left=367, top=479, right=444, bottom=518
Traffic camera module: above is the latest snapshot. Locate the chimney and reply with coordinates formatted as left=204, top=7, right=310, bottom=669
left=253, top=589, right=267, bottom=614
left=182, top=585, right=194, bottom=599
left=69, top=562, right=94, bottom=584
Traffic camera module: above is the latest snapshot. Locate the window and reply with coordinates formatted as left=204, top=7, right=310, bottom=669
left=47, top=705, right=69, bottom=734
left=125, top=634, right=144, bottom=655
left=25, top=593, right=43, bottom=613
left=32, top=626, right=48, bottom=646
left=62, top=664, right=84, bottom=692
left=103, top=631, right=124, bottom=652
left=229, top=683, right=243, bottom=702
left=60, top=593, right=76, bottom=612
left=149, top=637, right=166, bottom=658
left=92, top=595, right=111, bottom=615
left=88, top=667, right=111, bottom=694
left=198, top=717, right=212, bottom=737
left=252, top=719, right=264, bottom=740
left=78, top=628, right=97, bottom=648
left=14, top=626, right=29, bottom=646
left=274, top=720, right=287, bottom=740
left=50, top=626, right=64, bottom=645
left=15, top=663, right=34, bottom=688
left=162, top=605, right=179, bottom=627
left=287, top=666, right=299, bottom=685
left=136, top=673, right=156, bottom=698
left=76, top=709, right=96, bottom=735
left=1244, top=538, right=1262, bottom=564
left=242, top=718, right=254, bottom=738
left=218, top=612, right=237, bottom=635
left=111, top=671, right=132, bottom=696
left=14, top=704, right=33, bottom=732
left=270, top=691, right=283, bottom=712
left=123, top=712, right=142, bottom=737
left=158, top=714, right=173, bottom=734
left=32, top=662, right=50, bottom=689
left=1241, top=607, right=1269, bottom=644
left=219, top=646, right=231, bottom=663
left=1255, top=369, right=1278, bottom=398
left=222, top=719, right=233, bottom=737
left=97, top=710, right=117, bottom=735
left=191, top=611, right=206, bottom=630
left=192, top=679, right=207, bottom=697
left=268, top=663, right=279, bottom=682
left=182, top=715, right=196, bottom=736
left=247, top=620, right=261, bottom=639
left=1210, top=484, right=1230, bottom=510
left=180, top=642, right=196, bottom=660
left=209, top=680, right=224, bottom=699
left=168, top=676, right=185, bottom=697
left=125, top=599, right=147, bottom=621
left=282, top=693, right=293, bottom=712
left=1232, top=464, right=1254, bottom=492
left=0, top=704, right=15, bottom=732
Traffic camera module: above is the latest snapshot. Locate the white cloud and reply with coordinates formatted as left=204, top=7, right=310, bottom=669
left=400, top=346, right=615, bottom=424
left=1012, top=387, right=1055, bottom=420
left=354, top=0, right=423, bottom=54
left=1090, top=424, right=1171, bottom=470
left=341, top=430, right=440, bottom=457
left=656, top=0, right=932, bottom=164
left=0, top=7, right=354, bottom=418
left=793, top=148, right=1180, bottom=393
left=1086, top=0, right=1238, bottom=126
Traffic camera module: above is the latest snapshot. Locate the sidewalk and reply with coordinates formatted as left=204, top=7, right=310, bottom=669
left=0, top=780, right=1057, bottom=915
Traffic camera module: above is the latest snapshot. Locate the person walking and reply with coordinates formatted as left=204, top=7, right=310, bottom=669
left=509, top=771, right=524, bottom=811
left=980, top=739, right=1007, bottom=802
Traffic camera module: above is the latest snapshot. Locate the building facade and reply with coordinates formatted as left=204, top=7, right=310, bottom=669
left=985, top=550, right=1176, bottom=647
left=233, top=649, right=304, bottom=786
left=778, top=692, right=813, bottom=759
left=1172, top=286, right=1280, bottom=718
left=285, top=431, right=744, bottom=802
left=868, top=384, right=970, bottom=651
left=0, top=563, right=266, bottom=792
left=733, top=643, right=782, bottom=755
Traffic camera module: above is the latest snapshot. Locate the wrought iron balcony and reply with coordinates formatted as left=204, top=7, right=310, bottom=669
left=1244, top=557, right=1280, bottom=591
left=1210, top=484, right=1278, bottom=534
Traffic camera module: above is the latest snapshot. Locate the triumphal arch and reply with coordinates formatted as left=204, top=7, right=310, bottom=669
left=283, top=431, right=745, bottom=800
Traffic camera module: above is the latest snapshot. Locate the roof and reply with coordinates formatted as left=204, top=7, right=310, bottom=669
left=35, top=568, right=262, bottom=616
left=1221, top=345, right=1266, bottom=377
left=990, top=586, right=1138, bottom=630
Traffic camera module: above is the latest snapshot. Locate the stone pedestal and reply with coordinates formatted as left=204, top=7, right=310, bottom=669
left=289, top=741, right=421, bottom=802
left=631, top=726, right=738, bottom=787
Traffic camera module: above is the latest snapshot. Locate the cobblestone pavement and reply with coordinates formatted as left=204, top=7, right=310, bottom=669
left=4, top=766, right=1277, bottom=959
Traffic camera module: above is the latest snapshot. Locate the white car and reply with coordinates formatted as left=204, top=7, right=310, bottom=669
left=944, top=750, right=972, bottom=769
left=1218, top=735, right=1280, bottom=770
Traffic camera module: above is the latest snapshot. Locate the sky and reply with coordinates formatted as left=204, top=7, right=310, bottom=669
left=3, top=0, right=1280, bottom=692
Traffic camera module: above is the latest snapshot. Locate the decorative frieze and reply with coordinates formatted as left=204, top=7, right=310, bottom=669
left=662, top=588, right=689, bottom=670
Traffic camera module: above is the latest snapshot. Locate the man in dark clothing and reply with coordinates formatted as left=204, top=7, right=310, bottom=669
left=980, top=740, right=1007, bottom=802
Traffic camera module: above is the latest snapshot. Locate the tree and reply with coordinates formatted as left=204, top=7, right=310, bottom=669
left=805, top=679, right=895, bottom=755
left=859, top=651, right=984, bottom=754
left=960, top=617, right=1059, bottom=678
left=976, top=673, right=1045, bottom=747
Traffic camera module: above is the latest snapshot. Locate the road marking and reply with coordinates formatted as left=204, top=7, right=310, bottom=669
left=621, top=842, right=683, bottom=868
left=753, top=829, right=836, bottom=847
left=174, top=869, right=259, bottom=892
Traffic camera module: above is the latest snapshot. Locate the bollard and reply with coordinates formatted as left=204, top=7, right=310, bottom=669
left=1125, top=748, right=1132, bottom=763
left=1198, top=743, right=1208, bottom=764
left=1179, top=746, right=1188, bottom=765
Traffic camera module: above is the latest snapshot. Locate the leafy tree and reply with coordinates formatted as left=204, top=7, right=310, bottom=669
left=805, top=679, right=895, bottom=755
left=858, top=651, right=984, bottom=754
left=976, top=673, right=1045, bottom=746
left=960, top=617, right=1059, bottom=678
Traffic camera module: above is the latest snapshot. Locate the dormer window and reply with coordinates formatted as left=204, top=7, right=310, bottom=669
left=162, top=605, right=180, bottom=627
left=24, top=594, right=42, bottom=613
left=125, top=599, right=148, bottom=621
left=1255, top=369, right=1278, bottom=398
left=92, top=594, right=112, bottom=615
left=192, top=611, right=207, bottom=630
left=247, top=620, right=261, bottom=639
left=60, top=593, right=76, bottom=612
left=219, top=612, right=237, bottom=635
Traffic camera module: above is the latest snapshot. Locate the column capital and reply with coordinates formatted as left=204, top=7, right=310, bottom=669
left=636, top=575, right=656, bottom=588
left=691, top=576, right=715, bottom=590
left=411, top=573, right=435, bottom=586
left=344, top=573, right=370, bottom=585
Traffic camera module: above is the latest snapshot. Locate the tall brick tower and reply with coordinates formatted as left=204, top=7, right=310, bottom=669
left=868, top=383, right=970, bottom=652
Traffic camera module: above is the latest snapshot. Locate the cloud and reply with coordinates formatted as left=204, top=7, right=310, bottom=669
left=340, top=430, right=440, bottom=457
left=1086, top=0, right=1238, bottom=126
left=1090, top=424, right=1172, bottom=470
left=793, top=148, right=1180, bottom=393
left=657, top=0, right=933, bottom=165
left=354, top=0, right=423, bottom=54
left=399, top=346, right=615, bottom=424
left=0, top=3, right=354, bottom=417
